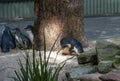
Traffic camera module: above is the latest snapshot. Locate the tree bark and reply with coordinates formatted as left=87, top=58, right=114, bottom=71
left=34, top=0, right=88, bottom=50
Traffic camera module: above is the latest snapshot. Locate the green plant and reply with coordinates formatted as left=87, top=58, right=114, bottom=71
left=13, top=34, right=66, bottom=81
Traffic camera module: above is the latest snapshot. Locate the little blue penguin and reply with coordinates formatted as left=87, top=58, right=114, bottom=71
left=24, top=25, right=34, bottom=44
left=14, top=28, right=32, bottom=49
left=1, top=25, right=16, bottom=52
left=60, top=37, right=84, bottom=55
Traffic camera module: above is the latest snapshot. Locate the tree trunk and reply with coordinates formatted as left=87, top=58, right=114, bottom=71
left=34, top=0, right=88, bottom=50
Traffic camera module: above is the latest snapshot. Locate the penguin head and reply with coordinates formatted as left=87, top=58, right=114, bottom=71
left=12, top=28, right=22, bottom=41
left=12, top=28, right=21, bottom=35
left=2, top=25, right=11, bottom=34
left=24, top=25, right=34, bottom=34
left=14, top=28, right=21, bottom=32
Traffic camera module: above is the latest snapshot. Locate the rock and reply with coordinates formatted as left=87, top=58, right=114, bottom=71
left=66, top=65, right=97, bottom=81
left=96, top=40, right=120, bottom=49
left=99, top=72, right=120, bottom=81
left=80, top=73, right=102, bottom=81
left=77, top=50, right=98, bottom=65
left=105, top=37, right=120, bottom=46
left=113, top=55, right=120, bottom=69
left=97, top=61, right=113, bottom=73
left=96, top=40, right=120, bottom=61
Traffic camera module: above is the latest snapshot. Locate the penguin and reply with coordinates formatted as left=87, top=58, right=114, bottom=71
left=13, top=28, right=32, bottom=49
left=24, top=25, right=34, bottom=44
left=60, top=37, right=84, bottom=55
left=5, top=26, right=16, bottom=49
left=1, top=25, right=16, bottom=52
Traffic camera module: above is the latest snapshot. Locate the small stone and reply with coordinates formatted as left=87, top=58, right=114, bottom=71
left=80, top=73, right=102, bottom=81
left=77, top=50, right=98, bottom=65
left=96, top=40, right=119, bottom=49
left=96, top=40, right=119, bottom=61
left=66, top=65, right=97, bottom=81
left=99, top=72, right=120, bottom=81
left=98, top=61, right=113, bottom=73
left=113, top=55, right=120, bottom=69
